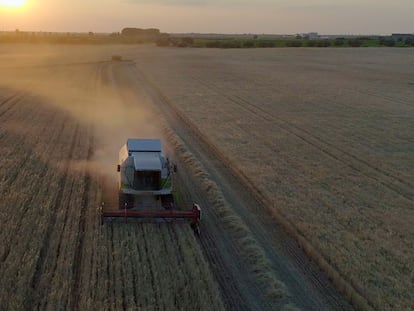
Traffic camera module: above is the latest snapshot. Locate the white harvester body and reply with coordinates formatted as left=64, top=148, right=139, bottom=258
left=117, top=139, right=174, bottom=209
left=101, top=138, right=201, bottom=235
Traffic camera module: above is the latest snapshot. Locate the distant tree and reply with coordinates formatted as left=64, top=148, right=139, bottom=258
left=333, top=38, right=345, bottom=46
left=315, top=40, right=331, bottom=47
left=181, top=37, right=194, bottom=47
left=156, top=38, right=170, bottom=46
left=306, top=40, right=316, bottom=47
left=253, top=35, right=258, bottom=40
left=286, top=40, right=303, bottom=47
left=110, top=32, right=120, bottom=37
left=256, top=40, right=275, bottom=47
left=243, top=40, right=255, bottom=48
left=384, top=39, right=395, bottom=47
left=348, top=38, right=363, bottom=47
left=404, top=38, right=414, bottom=46
left=205, top=40, right=222, bottom=48
left=220, top=40, right=242, bottom=48
left=121, top=28, right=161, bottom=42
left=379, top=38, right=395, bottom=47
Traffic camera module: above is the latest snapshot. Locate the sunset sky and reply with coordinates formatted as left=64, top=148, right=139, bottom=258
left=0, top=0, right=413, bottom=35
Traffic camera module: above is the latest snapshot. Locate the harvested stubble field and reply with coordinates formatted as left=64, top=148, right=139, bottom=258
left=0, top=44, right=412, bottom=311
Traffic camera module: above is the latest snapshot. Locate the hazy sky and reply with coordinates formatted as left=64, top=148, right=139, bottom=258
left=0, top=0, right=413, bottom=34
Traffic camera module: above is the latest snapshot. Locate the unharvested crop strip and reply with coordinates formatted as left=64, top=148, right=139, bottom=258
left=70, top=133, right=93, bottom=310
left=141, top=225, right=162, bottom=307
left=108, top=225, right=122, bottom=309
left=30, top=124, right=80, bottom=299
left=0, top=101, right=55, bottom=190
left=0, top=108, right=68, bottom=266
left=125, top=226, right=138, bottom=306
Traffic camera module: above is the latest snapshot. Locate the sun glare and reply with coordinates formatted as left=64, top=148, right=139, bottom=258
left=0, top=0, right=26, bottom=8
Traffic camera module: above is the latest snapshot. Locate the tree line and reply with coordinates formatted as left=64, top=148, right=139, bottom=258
left=1, top=30, right=413, bottom=48
left=0, top=28, right=168, bottom=44
left=160, top=36, right=414, bottom=48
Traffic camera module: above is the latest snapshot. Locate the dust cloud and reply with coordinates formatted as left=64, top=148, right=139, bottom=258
left=0, top=45, right=165, bottom=182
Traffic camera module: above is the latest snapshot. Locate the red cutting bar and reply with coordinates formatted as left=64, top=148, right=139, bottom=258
left=102, top=204, right=201, bottom=224
left=103, top=210, right=196, bottom=218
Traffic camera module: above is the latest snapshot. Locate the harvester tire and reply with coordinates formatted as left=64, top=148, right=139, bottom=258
left=119, top=193, right=134, bottom=209
left=191, top=223, right=200, bottom=236
left=161, top=194, right=175, bottom=210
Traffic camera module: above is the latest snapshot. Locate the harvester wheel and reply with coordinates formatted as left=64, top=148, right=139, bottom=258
left=191, top=223, right=200, bottom=236
left=118, top=193, right=134, bottom=209
left=161, top=194, right=174, bottom=210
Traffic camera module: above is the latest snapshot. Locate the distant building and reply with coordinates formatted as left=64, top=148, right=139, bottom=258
left=391, top=33, right=414, bottom=41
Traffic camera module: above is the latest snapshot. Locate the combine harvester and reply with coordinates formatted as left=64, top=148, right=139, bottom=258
left=101, top=138, right=201, bottom=235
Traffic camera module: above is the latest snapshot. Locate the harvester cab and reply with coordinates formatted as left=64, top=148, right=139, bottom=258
left=101, top=138, right=201, bottom=235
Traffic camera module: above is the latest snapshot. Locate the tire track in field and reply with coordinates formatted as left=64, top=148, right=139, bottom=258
left=196, top=79, right=414, bottom=201
left=130, top=64, right=354, bottom=310
left=173, top=161, right=263, bottom=310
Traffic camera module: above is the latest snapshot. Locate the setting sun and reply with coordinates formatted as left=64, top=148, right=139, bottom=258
left=0, top=0, right=26, bottom=8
